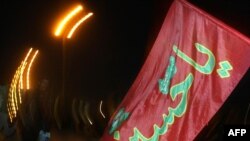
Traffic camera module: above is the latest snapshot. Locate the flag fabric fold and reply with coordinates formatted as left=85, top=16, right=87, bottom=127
left=102, top=0, right=250, bottom=140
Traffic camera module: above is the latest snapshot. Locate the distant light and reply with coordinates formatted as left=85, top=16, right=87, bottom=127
left=27, top=50, right=39, bottom=90
left=99, top=100, right=106, bottom=118
left=67, top=12, right=93, bottom=39
left=54, top=5, right=83, bottom=36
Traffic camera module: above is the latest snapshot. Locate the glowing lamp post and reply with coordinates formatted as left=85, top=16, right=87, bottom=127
left=54, top=4, right=93, bottom=39
left=53, top=4, right=93, bottom=97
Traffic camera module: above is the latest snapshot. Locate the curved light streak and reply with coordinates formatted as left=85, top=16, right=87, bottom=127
left=18, top=62, right=27, bottom=103
left=71, top=98, right=80, bottom=126
left=8, top=67, right=21, bottom=121
left=7, top=104, right=12, bottom=122
left=54, top=96, right=62, bottom=130
left=8, top=77, right=14, bottom=120
left=79, top=100, right=88, bottom=125
left=13, top=68, right=20, bottom=112
left=18, top=78, right=22, bottom=105
left=66, top=12, right=93, bottom=39
left=7, top=83, right=14, bottom=122
left=99, top=100, right=106, bottom=118
left=87, top=116, right=93, bottom=125
left=7, top=48, right=39, bottom=122
left=27, top=50, right=39, bottom=90
left=55, top=5, right=83, bottom=36
left=8, top=80, right=15, bottom=121
left=14, top=68, right=22, bottom=115
left=84, top=103, right=93, bottom=125
left=20, top=48, right=33, bottom=89
left=11, top=69, right=18, bottom=116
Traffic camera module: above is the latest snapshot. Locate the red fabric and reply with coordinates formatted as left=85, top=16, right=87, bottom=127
left=102, top=0, right=250, bottom=140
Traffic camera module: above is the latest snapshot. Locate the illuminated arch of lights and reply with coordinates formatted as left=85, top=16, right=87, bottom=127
left=7, top=48, right=39, bottom=122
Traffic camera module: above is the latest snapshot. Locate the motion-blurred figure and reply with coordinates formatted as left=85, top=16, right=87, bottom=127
left=38, top=79, right=52, bottom=131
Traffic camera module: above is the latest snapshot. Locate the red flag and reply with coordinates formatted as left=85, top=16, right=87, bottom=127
left=102, top=0, right=250, bottom=140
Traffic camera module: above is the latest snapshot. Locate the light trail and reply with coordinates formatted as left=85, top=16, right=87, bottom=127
left=87, top=116, right=93, bottom=125
left=14, top=67, right=22, bottom=115
left=7, top=103, right=12, bottom=122
left=67, top=12, right=93, bottom=39
left=55, top=5, right=83, bottom=36
left=13, top=68, right=20, bottom=112
left=8, top=67, right=20, bottom=121
left=8, top=81, right=15, bottom=122
left=7, top=84, right=14, bottom=122
left=7, top=48, right=39, bottom=122
left=18, top=77, right=21, bottom=104
left=20, top=48, right=33, bottom=89
left=11, top=69, right=18, bottom=116
left=99, top=100, right=106, bottom=118
left=17, top=71, right=21, bottom=107
left=84, top=103, right=93, bottom=125
left=8, top=81, right=13, bottom=120
left=19, top=62, right=27, bottom=103
left=79, top=100, right=89, bottom=125
left=27, top=50, right=39, bottom=90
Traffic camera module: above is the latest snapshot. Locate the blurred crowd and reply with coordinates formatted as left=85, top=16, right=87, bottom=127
left=0, top=79, right=117, bottom=141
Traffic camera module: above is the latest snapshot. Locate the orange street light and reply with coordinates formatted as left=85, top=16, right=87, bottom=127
left=54, top=5, right=83, bottom=37
left=67, top=12, right=93, bottom=39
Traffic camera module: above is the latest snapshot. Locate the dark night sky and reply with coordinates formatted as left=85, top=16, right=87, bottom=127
left=0, top=0, right=249, bottom=101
